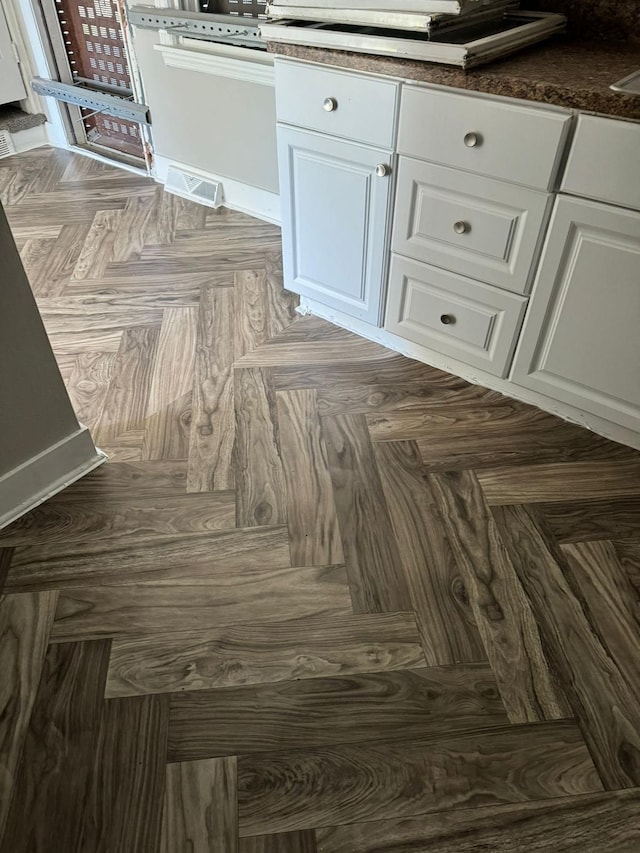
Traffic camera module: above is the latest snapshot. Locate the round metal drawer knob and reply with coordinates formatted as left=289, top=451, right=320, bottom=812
left=453, top=220, right=469, bottom=234
left=440, top=314, right=456, bottom=325
left=323, top=97, right=338, bottom=112
left=464, top=132, right=482, bottom=148
left=375, top=163, right=391, bottom=178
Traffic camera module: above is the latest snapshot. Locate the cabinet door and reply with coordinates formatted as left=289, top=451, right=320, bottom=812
left=511, top=196, right=640, bottom=430
left=277, top=125, right=393, bottom=325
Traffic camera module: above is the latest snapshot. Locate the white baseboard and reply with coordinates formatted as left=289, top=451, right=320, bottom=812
left=298, top=296, right=640, bottom=452
left=11, top=123, right=48, bottom=154
left=0, top=428, right=107, bottom=530
left=153, top=154, right=281, bottom=225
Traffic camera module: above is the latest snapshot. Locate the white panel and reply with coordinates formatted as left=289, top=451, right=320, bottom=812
left=398, top=84, right=571, bottom=190
left=275, top=58, right=399, bottom=149
left=293, top=147, right=370, bottom=300
left=0, top=4, right=27, bottom=105
left=562, top=114, right=640, bottom=212
left=132, top=28, right=279, bottom=194
left=278, top=125, right=392, bottom=325
left=393, top=158, right=551, bottom=293
left=385, top=254, right=527, bottom=377
left=512, top=196, right=640, bottom=430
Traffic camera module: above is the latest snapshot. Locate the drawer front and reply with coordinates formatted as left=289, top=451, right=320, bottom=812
left=399, top=85, right=571, bottom=190
left=562, top=114, right=640, bottom=212
left=393, top=158, right=552, bottom=294
left=275, top=59, right=399, bottom=149
left=385, top=255, right=527, bottom=377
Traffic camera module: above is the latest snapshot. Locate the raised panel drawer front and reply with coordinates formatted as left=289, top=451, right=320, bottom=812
left=385, top=255, right=527, bottom=377
left=393, top=158, right=552, bottom=294
left=275, top=59, right=400, bottom=149
left=398, top=84, right=571, bottom=191
left=277, top=125, right=392, bottom=325
left=511, top=196, right=640, bottom=431
left=562, top=114, right=640, bottom=212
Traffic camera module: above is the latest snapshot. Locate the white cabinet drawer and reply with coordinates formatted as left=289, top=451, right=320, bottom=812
left=562, top=114, right=640, bottom=212
left=393, top=158, right=551, bottom=294
left=398, top=85, right=571, bottom=190
left=385, top=255, right=527, bottom=377
left=275, top=59, right=399, bottom=149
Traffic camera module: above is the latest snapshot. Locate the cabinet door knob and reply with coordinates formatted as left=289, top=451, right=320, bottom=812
left=464, top=132, right=482, bottom=148
left=375, top=163, right=391, bottom=177
left=453, top=220, right=469, bottom=234
left=440, top=314, right=456, bottom=325
left=323, top=97, right=338, bottom=112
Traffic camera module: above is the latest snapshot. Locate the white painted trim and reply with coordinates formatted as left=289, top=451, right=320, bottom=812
left=5, top=0, right=70, bottom=149
left=154, top=153, right=281, bottom=224
left=11, top=123, right=48, bottom=154
left=298, top=295, right=640, bottom=452
left=0, top=428, right=107, bottom=529
left=154, top=43, right=275, bottom=87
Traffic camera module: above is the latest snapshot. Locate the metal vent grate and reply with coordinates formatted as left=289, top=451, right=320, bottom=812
left=166, top=165, right=223, bottom=208
left=0, top=130, right=16, bottom=159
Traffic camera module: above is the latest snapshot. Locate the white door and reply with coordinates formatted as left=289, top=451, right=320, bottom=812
left=511, top=195, right=640, bottom=431
left=0, top=5, right=27, bottom=106
left=277, top=124, right=393, bottom=325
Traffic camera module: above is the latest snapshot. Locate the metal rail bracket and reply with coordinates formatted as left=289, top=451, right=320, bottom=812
left=127, top=5, right=264, bottom=48
left=31, top=77, right=151, bottom=125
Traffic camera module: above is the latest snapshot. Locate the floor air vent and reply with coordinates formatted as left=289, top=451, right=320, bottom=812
left=165, top=165, right=223, bottom=208
left=0, top=130, right=16, bottom=159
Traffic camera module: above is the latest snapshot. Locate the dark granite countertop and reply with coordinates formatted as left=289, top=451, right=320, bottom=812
left=267, top=37, right=640, bottom=121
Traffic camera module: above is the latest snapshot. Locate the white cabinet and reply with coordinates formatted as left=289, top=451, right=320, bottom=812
left=274, top=58, right=640, bottom=446
left=512, top=112, right=640, bottom=436
left=511, top=196, right=640, bottom=430
left=275, top=59, right=400, bottom=325
left=277, top=126, right=394, bottom=324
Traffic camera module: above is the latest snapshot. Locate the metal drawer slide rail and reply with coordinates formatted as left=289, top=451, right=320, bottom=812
left=128, top=6, right=264, bottom=48
left=31, top=77, right=151, bottom=124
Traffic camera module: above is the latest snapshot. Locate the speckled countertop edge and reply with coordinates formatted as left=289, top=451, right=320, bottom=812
left=266, top=37, right=640, bottom=121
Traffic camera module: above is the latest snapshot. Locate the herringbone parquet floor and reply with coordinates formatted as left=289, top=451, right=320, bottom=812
left=1, top=146, right=640, bottom=852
